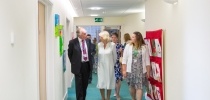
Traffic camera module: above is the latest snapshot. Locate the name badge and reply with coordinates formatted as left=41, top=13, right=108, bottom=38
left=83, top=54, right=88, bottom=57
left=134, top=59, right=137, bottom=63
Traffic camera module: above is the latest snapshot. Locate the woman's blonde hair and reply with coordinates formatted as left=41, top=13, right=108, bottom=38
left=99, top=31, right=110, bottom=41
left=124, top=33, right=131, bottom=42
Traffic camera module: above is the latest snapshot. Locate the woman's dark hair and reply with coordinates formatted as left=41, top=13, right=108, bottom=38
left=133, top=31, right=145, bottom=49
left=111, top=32, right=118, bottom=38
left=87, top=34, right=91, bottom=36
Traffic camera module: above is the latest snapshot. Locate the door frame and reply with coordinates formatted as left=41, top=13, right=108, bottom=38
left=37, top=0, right=54, bottom=100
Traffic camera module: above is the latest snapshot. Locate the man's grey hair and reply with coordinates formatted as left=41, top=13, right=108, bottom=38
left=76, top=27, right=86, bottom=36
left=76, top=27, right=81, bottom=35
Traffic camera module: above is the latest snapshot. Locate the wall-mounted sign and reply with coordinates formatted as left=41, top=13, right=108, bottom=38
left=95, top=18, right=103, bottom=22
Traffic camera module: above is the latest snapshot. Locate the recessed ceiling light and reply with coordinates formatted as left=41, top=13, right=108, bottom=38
left=125, top=9, right=145, bottom=13
left=89, top=7, right=102, bottom=10
left=90, top=14, right=98, bottom=16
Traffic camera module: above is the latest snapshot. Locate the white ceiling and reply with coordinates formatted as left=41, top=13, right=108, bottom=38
left=69, top=0, right=146, bottom=17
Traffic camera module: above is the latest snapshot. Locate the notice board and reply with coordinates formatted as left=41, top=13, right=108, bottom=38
left=145, top=29, right=164, bottom=100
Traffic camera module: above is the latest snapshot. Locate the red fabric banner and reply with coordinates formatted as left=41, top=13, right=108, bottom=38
left=146, top=29, right=164, bottom=100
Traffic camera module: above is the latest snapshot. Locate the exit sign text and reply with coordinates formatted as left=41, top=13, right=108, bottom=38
left=95, top=18, right=103, bottom=22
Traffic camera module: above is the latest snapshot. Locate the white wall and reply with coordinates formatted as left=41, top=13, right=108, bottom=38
left=121, top=13, right=145, bottom=42
left=74, top=16, right=123, bottom=26
left=0, top=0, right=38, bottom=100
left=74, top=13, right=145, bottom=43
left=146, top=0, right=210, bottom=100
left=182, top=0, right=210, bottom=100
left=0, top=0, right=76, bottom=100
left=50, top=0, right=76, bottom=100
left=145, top=1, right=184, bottom=99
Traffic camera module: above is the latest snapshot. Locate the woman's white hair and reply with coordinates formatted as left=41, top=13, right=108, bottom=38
left=99, top=31, right=110, bottom=41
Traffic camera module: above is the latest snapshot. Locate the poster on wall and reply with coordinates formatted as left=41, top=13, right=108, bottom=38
left=151, top=62, right=161, bottom=82
left=151, top=39, right=162, bottom=57
left=147, top=82, right=154, bottom=100
left=155, top=39, right=161, bottom=57
left=59, top=34, right=64, bottom=56
left=144, top=39, right=152, bottom=56
left=63, top=50, right=66, bottom=72
left=55, top=14, right=64, bottom=56
left=145, top=29, right=164, bottom=100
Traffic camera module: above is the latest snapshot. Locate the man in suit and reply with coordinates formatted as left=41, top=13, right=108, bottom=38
left=68, top=27, right=92, bottom=100
left=86, top=34, right=96, bottom=84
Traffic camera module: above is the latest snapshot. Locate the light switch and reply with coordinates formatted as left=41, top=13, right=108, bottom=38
left=11, top=32, right=14, bottom=45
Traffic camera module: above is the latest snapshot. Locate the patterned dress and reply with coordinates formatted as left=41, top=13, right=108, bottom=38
left=114, top=43, right=124, bottom=82
left=126, top=48, right=147, bottom=89
left=93, top=43, right=98, bottom=73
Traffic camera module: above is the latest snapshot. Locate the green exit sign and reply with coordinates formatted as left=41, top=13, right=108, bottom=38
left=95, top=18, right=103, bottom=22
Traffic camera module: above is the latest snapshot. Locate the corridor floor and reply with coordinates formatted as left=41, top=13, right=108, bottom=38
left=67, top=73, right=146, bottom=100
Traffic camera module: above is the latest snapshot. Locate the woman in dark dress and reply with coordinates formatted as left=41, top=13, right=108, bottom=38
left=111, top=33, right=123, bottom=100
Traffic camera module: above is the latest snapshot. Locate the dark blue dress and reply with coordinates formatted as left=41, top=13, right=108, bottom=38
left=114, top=43, right=124, bottom=82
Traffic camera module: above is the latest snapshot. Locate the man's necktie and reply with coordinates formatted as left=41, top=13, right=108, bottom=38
left=82, top=40, right=87, bottom=61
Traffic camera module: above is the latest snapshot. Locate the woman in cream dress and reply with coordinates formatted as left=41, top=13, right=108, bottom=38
left=97, top=31, right=117, bottom=100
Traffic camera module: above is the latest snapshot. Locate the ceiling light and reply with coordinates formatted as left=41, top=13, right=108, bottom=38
left=141, top=19, right=145, bottom=22
left=164, top=0, right=178, bottom=4
left=125, top=9, right=145, bottom=13
left=90, top=14, right=98, bottom=16
left=89, top=7, right=102, bottom=10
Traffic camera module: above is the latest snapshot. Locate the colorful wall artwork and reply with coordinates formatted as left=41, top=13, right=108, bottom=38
left=63, top=50, right=66, bottom=72
left=145, top=29, right=164, bottom=100
left=55, top=14, right=64, bottom=56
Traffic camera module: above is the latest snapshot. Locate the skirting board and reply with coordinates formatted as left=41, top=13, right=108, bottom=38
left=63, top=91, right=68, bottom=100
left=63, top=75, right=74, bottom=100
left=70, top=75, right=74, bottom=88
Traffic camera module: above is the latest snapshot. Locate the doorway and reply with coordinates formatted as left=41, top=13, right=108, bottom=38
left=105, top=26, right=121, bottom=43
left=38, top=2, right=46, bottom=100
left=77, top=25, right=101, bottom=42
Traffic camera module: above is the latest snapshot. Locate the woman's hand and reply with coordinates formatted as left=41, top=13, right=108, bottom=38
left=122, top=64, right=127, bottom=78
left=122, top=70, right=127, bottom=78
left=119, top=47, right=122, bottom=53
left=146, top=72, right=150, bottom=79
left=146, top=65, right=151, bottom=79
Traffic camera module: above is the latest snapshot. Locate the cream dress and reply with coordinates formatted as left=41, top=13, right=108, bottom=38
left=97, top=42, right=117, bottom=89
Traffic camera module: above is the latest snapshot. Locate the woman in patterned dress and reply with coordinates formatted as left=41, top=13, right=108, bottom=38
left=111, top=33, right=123, bottom=100
left=93, top=38, right=98, bottom=73
left=122, top=31, right=151, bottom=100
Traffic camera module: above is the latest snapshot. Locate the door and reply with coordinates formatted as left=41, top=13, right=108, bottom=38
left=38, top=2, right=46, bottom=100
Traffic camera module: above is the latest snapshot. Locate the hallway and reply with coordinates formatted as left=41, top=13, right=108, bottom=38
left=1, top=0, right=210, bottom=100
left=67, top=73, right=146, bottom=100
